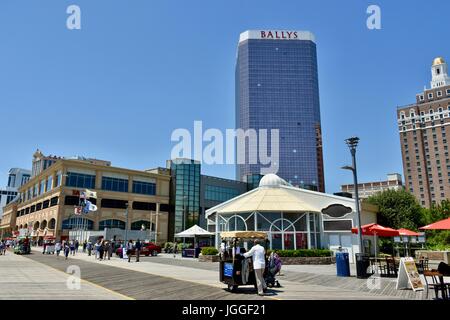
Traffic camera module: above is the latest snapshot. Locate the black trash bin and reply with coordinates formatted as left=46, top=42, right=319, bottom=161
left=355, top=253, right=371, bottom=279
left=336, top=251, right=351, bottom=277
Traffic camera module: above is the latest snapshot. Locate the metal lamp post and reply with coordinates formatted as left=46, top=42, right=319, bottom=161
left=124, top=202, right=129, bottom=243
left=342, top=137, right=364, bottom=255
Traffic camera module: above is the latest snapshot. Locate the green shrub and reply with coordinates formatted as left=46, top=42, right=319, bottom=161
left=177, top=243, right=192, bottom=250
left=201, top=247, right=219, bottom=256
left=163, top=242, right=172, bottom=250
left=269, top=249, right=332, bottom=257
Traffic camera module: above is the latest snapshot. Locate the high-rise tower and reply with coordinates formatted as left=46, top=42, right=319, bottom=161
left=235, top=30, right=324, bottom=191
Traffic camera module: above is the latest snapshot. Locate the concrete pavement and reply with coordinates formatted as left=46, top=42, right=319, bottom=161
left=0, top=251, right=127, bottom=300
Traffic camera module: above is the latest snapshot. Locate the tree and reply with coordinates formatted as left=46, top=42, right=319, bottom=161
left=422, top=200, right=450, bottom=250
left=423, top=199, right=450, bottom=225
left=366, top=189, right=425, bottom=230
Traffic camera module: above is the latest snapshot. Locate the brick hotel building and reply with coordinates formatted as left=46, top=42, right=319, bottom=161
left=397, top=57, right=450, bottom=207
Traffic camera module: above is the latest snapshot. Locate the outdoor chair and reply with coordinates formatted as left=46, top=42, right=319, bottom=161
left=378, top=257, right=397, bottom=277
left=417, top=257, right=429, bottom=274
left=423, top=270, right=449, bottom=300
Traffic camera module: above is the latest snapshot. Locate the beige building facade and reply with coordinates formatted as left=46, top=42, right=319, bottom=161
left=0, top=155, right=171, bottom=245
left=341, top=173, right=404, bottom=199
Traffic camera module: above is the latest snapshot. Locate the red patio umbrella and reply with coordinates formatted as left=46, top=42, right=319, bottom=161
left=351, top=223, right=400, bottom=237
left=352, top=223, right=400, bottom=257
left=397, top=228, right=421, bottom=236
left=419, top=217, right=450, bottom=230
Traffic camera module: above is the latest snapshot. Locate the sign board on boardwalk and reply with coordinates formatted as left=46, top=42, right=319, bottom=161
left=396, top=257, right=424, bottom=291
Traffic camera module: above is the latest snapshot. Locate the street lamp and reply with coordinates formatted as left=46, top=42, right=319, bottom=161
left=342, top=137, right=364, bottom=255
left=124, top=202, right=129, bottom=243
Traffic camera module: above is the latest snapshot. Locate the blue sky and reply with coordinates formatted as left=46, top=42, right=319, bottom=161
left=0, top=0, right=448, bottom=193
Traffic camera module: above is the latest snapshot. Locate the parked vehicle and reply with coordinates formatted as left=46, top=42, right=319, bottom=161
left=116, top=242, right=161, bottom=258
left=14, top=237, right=31, bottom=255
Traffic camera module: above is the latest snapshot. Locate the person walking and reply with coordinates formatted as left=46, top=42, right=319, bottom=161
left=104, top=241, right=110, bottom=260
left=98, top=240, right=105, bottom=261
left=87, top=240, right=92, bottom=256
left=74, top=239, right=79, bottom=254
left=0, top=241, right=4, bottom=256
left=108, top=241, right=114, bottom=260
left=94, top=240, right=100, bottom=260
left=135, top=239, right=142, bottom=262
left=64, top=241, right=70, bottom=260
left=127, top=240, right=134, bottom=263
left=82, top=240, right=87, bottom=253
left=243, top=239, right=267, bottom=296
left=173, top=241, right=178, bottom=258
left=69, top=240, right=75, bottom=256
left=55, top=241, right=62, bottom=258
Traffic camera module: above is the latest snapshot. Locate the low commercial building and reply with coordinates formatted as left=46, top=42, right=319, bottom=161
left=0, top=151, right=171, bottom=244
left=340, top=173, right=403, bottom=199
left=206, top=174, right=378, bottom=262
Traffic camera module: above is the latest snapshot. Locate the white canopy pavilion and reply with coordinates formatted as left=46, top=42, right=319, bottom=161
left=205, top=174, right=378, bottom=262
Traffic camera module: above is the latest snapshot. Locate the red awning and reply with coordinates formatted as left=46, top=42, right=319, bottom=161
left=352, top=223, right=400, bottom=237
left=397, top=228, right=421, bottom=236
left=420, top=217, right=450, bottom=230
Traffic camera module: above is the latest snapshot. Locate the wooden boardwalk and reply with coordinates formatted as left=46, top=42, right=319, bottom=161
left=23, top=253, right=268, bottom=300
left=147, top=256, right=431, bottom=300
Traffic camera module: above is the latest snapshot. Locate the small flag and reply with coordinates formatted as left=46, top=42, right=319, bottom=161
left=83, top=200, right=98, bottom=213
left=84, top=189, right=97, bottom=199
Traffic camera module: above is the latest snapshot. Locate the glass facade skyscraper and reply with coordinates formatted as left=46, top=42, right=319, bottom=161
left=168, top=159, right=201, bottom=235
left=236, top=30, right=324, bottom=191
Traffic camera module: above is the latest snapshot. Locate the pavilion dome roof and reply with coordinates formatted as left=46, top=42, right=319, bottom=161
left=259, top=174, right=290, bottom=188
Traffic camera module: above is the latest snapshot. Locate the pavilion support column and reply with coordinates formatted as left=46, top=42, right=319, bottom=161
left=306, top=212, right=312, bottom=250
left=215, top=213, right=219, bottom=249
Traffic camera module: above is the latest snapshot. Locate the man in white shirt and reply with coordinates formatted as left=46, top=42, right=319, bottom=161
left=243, top=239, right=267, bottom=296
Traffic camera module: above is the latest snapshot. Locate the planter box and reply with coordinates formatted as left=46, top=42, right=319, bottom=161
left=279, top=256, right=335, bottom=265
left=198, top=254, right=220, bottom=263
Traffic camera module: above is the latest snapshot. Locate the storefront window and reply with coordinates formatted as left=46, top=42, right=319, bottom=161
left=284, top=233, right=295, bottom=250
left=296, top=233, right=308, bottom=249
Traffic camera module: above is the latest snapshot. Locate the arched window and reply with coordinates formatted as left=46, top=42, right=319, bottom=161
left=225, top=215, right=248, bottom=231
left=41, top=220, right=47, bottom=229
left=23, top=223, right=28, bottom=228
left=33, top=221, right=40, bottom=230
left=131, top=220, right=154, bottom=231
left=62, top=217, right=94, bottom=230
left=48, top=218, right=56, bottom=229
left=99, top=219, right=125, bottom=230
left=409, top=109, right=415, bottom=117
left=429, top=109, right=434, bottom=114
